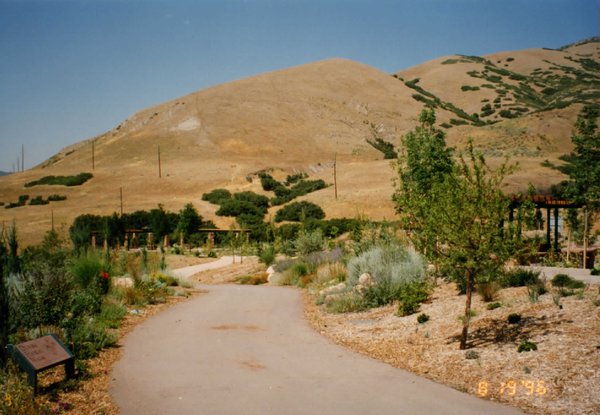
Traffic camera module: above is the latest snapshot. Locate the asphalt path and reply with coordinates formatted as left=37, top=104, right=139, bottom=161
left=110, top=282, right=523, bottom=415
left=170, top=255, right=239, bottom=279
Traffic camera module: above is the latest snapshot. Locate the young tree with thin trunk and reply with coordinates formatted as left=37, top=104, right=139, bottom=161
left=395, top=109, right=517, bottom=349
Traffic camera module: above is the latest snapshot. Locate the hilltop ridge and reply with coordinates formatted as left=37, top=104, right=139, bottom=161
left=1, top=39, right=598, bottom=245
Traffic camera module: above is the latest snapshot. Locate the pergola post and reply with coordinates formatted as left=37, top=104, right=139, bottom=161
left=546, top=207, right=551, bottom=249
left=554, top=207, right=560, bottom=252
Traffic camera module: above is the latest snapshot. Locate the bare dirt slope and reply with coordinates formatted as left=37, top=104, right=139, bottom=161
left=1, top=39, right=598, bottom=246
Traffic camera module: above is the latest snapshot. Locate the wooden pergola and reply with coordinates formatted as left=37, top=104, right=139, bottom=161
left=196, top=228, right=251, bottom=248
left=509, top=194, right=583, bottom=253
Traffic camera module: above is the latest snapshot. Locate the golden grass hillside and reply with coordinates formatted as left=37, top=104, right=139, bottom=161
left=1, top=39, right=598, bottom=246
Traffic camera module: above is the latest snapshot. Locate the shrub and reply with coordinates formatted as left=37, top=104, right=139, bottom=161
left=47, top=194, right=67, bottom=202
left=201, top=188, right=232, bottom=205
left=154, top=273, right=178, bottom=286
left=501, top=269, right=540, bottom=287
left=285, top=173, right=307, bottom=185
left=517, top=340, right=538, bottom=353
left=397, top=281, right=430, bottom=316
left=98, top=300, right=127, bottom=329
left=237, top=273, right=269, bottom=285
left=69, top=252, right=103, bottom=289
left=29, top=195, right=49, bottom=205
left=507, top=313, right=522, bottom=324
left=417, top=313, right=430, bottom=324
left=216, top=199, right=265, bottom=217
left=25, top=172, right=93, bottom=187
left=258, top=172, right=280, bottom=192
left=0, top=364, right=49, bottom=414
left=275, top=201, right=325, bottom=222
left=591, top=268, right=600, bottom=276
left=233, top=191, right=270, bottom=210
left=257, top=243, right=276, bottom=267
left=347, top=244, right=425, bottom=288
left=285, top=262, right=309, bottom=286
left=326, top=292, right=366, bottom=313
left=527, top=283, right=547, bottom=302
left=487, top=302, right=502, bottom=310
left=294, top=229, right=325, bottom=257
left=477, top=281, right=500, bottom=302
left=551, top=273, right=585, bottom=289
left=68, top=318, right=117, bottom=359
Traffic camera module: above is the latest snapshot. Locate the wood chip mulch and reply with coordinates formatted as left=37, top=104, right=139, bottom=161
left=303, top=281, right=600, bottom=415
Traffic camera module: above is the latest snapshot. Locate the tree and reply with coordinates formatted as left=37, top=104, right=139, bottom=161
left=394, top=108, right=454, bottom=269
left=274, top=201, right=325, bottom=222
left=552, top=105, right=600, bottom=267
left=176, top=203, right=203, bottom=244
left=395, top=109, right=517, bottom=349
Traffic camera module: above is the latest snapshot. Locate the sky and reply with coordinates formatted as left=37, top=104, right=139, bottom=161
left=0, top=0, right=598, bottom=173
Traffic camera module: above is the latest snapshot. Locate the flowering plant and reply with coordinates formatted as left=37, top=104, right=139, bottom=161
left=99, top=271, right=110, bottom=293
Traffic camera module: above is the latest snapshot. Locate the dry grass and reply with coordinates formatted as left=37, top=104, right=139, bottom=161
left=304, top=281, right=600, bottom=415
left=2, top=41, right=597, bottom=247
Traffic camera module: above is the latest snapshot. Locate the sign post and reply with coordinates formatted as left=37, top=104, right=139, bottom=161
left=8, top=334, right=75, bottom=395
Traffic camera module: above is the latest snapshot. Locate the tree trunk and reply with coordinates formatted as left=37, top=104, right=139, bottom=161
left=583, top=207, right=588, bottom=269
left=460, top=269, right=474, bottom=350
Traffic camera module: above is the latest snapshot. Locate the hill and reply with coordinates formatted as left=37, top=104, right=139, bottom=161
left=1, top=38, right=598, bottom=246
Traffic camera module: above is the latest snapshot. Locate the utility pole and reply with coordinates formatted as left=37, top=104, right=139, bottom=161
left=333, top=153, right=338, bottom=200
left=158, top=145, right=162, bottom=178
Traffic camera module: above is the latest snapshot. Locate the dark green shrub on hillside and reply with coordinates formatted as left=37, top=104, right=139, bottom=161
left=28, top=195, right=49, bottom=205
left=258, top=172, right=281, bottom=192
left=285, top=173, right=308, bottom=185
left=216, top=199, right=265, bottom=217
left=25, top=172, right=93, bottom=187
left=271, top=179, right=328, bottom=205
left=275, top=201, right=325, bottom=222
left=233, top=191, right=270, bottom=210
left=366, top=136, right=397, bottom=159
left=47, top=194, right=67, bottom=201
left=202, top=188, right=232, bottom=205
left=499, top=109, right=518, bottom=119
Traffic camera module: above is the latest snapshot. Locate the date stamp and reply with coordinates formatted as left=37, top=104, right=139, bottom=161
left=477, top=380, right=547, bottom=397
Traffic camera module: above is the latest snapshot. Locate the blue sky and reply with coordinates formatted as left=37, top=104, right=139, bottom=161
left=0, top=0, right=598, bottom=172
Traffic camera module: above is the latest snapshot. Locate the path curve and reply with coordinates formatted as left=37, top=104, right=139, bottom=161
left=110, top=284, right=523, bottom=414
left=170, top=255, right=240, bottom=279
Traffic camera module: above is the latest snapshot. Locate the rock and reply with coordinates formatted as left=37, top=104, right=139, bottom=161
left=319, top=282, right=346, bottom=297
left=112, top=277, right=133, bottom=288
left=358, top=272, right=374, bottom=287
left=266, top=265, right=276, bottom=283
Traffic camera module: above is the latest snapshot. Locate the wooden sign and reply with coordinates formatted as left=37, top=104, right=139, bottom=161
left=10, top=334, right=74, bottom=394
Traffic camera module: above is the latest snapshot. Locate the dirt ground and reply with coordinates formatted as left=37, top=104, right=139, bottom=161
left=304, top=281, right=600, bottom=415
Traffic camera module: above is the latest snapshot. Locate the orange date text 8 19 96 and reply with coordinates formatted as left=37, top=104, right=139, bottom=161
left=477, top=380, right=547, bottom=397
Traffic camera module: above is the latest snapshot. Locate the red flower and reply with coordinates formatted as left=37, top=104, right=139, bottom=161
left=100, top=271, right=110, bottom=280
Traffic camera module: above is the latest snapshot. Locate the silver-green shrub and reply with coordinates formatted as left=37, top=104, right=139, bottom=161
left=346, top=243, right=425, bottom=288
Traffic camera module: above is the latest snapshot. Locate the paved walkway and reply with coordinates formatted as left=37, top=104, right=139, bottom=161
left=110, top=283, right=523, bottom=414
left=526, top=266, right=599, bottom=285
left=170, top=256, right=240, bottom=279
